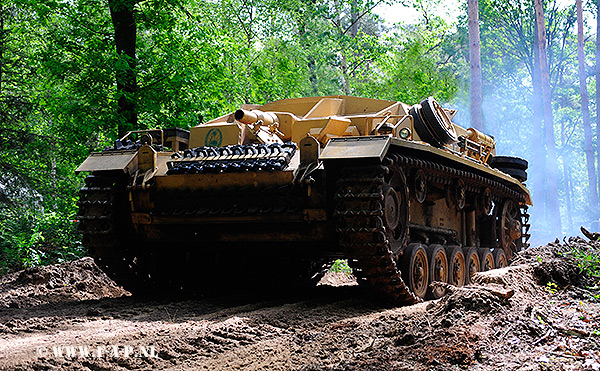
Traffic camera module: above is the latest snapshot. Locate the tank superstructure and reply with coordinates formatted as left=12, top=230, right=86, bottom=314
left=76, top=96, right=531, bottom=303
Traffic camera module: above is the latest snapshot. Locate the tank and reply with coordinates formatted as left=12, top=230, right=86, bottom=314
left=76, top=96, right=531, bottom=304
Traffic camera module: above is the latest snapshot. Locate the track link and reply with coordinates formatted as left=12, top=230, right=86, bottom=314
left=334, top=165, right=420, bottom=305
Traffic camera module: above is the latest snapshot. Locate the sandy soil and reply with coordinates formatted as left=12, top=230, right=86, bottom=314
left=0, top=240, right=599, bottom=370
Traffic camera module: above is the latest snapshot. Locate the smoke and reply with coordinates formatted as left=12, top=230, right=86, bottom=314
left=447, top=78, right=592, bottom=246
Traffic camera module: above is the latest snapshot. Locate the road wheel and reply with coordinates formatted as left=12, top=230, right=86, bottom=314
left=479, top=248, right=494, bottom=271
left=493, top=248, right=508, bottom=268
left=490, top=156, right=528, bottom=170
left=446, top=246, right=466, bottom=287
left=410, top=97, right=458, bottom=148
left=464, top=247, right=481, bottom=284
left=403, top=243, right=429, bottom=299
left=426, top=244, right=448, bottom=299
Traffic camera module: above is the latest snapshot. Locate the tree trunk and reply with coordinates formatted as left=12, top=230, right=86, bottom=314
left=532, top=20, right=548, bottom=225
left=109, top=0, right=138, bottom=136
left=576, top=0, right=599, bottom=211
left=468, top=0, right=483, bottom=130
left=0, top=2, right=3, bottom=96
left=334, top=0, right=351, bottom=95
left=596, top=0, right=600, bottom=211
left=351, top=0, right=359, bottom=38
left=534, top=0, right=562, bottom=234
left=561, top=121, right=574, bottom=233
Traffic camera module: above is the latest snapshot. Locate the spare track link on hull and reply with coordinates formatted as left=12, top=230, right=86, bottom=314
left=334, top=163, right=420, bottom=305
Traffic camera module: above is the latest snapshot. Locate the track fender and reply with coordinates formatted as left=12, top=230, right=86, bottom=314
left=319, top=136, right=391, bottom=161
left=76, top=151, right=138, bottom=174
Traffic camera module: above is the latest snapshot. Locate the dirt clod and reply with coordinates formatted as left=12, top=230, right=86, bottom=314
left=533, top=259, right=581, bottom=287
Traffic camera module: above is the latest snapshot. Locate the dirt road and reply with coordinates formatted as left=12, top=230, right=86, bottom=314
left=0, top=240, right=599, bottom=370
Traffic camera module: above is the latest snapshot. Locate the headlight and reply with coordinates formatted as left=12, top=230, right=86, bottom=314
left=399, top=127, right=411, bottom=139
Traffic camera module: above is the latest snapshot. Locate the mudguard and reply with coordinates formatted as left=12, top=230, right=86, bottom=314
left=319, top=136, right=391, bottom=161
left=75, top=151, right=138, bottom=174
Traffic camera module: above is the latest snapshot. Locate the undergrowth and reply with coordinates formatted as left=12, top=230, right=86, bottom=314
left=563, top=246, right=600, bottom=300
left=329, top=259, right=352, bottom=275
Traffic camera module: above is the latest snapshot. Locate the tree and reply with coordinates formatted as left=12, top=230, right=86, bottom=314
left=575, top=0, right=598, bottom=210
left=596, top=0, right=600, bottom=200
left=534, top=0, right=562, bottom=234
left=468, top=0, right=483, bottom=130
left=109, top=0, right=138, bottom=136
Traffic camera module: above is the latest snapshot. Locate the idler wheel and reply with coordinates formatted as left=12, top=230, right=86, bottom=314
left=498, top=199, right=522, bottom=260
left=464, top=247, right=481, bottom=284
left=479, top=248, right=494, bottom=271
left=446, top=246, right=466, bottom=286
left=403, top=243, right=429, bottom=299
left=426, top=244, right=448, bottom=299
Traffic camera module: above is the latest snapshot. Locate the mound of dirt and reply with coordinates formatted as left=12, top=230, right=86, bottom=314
left=428, top=286, right=511, bottom=315
left=317, top=272, right=357, bottom=286
left=0, top=241, right=598, bottom=371
left=0, top=257, right=128, bottom=309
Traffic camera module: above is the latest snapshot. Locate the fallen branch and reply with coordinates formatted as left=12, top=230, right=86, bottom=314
left=431, top=282, right=515, bottom=299
left=553, top=325, right=593, bottom=338
left=546, top=351, right=586, bottom=359
left=532, top=307, right=594, bottom=338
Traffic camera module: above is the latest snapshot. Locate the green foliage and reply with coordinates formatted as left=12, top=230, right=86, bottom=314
left=0, top=208, right=84, bottom=275
left=329, top=259, right=353, bottom=275
left=0, top=0, right=462, bottom=275
left=567, top=249, right=600, bottom=280
left=357, top=21, right=461, bottom=103
left=562, top=247, right=600, bottom=300
left=545, top=281, right=558, bottom=294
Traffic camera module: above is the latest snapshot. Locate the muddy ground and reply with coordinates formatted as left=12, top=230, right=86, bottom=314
left=0, top=239, right=599, bottom=371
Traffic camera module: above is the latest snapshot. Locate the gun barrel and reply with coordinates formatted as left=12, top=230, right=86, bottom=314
left=234, top=109, right=278, bottom=126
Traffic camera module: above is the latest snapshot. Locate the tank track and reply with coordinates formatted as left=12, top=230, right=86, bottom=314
left=77, top=174, right=121, bottom=255
left=393, top=154, right=526, bottom=203
left=521, top=206, right=531, bottom=247
left=394, top=153, right=530, bottom=248
left=76, top=173, right=148, bottom=293
left=333, top=152, right=530, bottom=304
left=334, top=164, right=420, bottom=305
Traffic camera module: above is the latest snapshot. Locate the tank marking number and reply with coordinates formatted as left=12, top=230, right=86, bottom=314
left=205, top=128, right=223, bottom=147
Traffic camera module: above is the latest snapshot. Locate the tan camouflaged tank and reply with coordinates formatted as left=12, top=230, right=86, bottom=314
left=76, top=96, right=531, bottom=303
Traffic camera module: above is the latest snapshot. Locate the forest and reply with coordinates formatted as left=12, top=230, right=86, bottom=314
left=0, top=0, right=598, bottom=273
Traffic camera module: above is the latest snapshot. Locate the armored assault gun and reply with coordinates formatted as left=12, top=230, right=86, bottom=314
left=76, top=96, right=531, bottom=303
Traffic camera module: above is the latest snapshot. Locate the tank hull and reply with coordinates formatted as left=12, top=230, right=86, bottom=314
left=77, top=96, right=531, bottom=303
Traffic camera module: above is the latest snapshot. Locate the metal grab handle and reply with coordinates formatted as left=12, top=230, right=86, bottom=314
left=120, top=129, right=164, bottom=147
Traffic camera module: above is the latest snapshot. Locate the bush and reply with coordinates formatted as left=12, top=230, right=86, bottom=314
left=329, top=259, right=352, bottom=275
left=563, top=245, right=600, bottom=300
left=0, top=207, right=84, bottom=275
